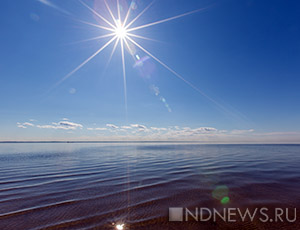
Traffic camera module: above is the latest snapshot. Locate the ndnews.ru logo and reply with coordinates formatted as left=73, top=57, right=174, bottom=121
left=169, top=207, right=297, bottom=223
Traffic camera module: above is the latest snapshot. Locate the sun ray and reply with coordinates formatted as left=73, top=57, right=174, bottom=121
left=124, top=0, right=155, bottom=29
left=126, top=36, right=230, bottom=113
left=127, top=33, right=160, bottom=43
left=123, top=38, right=136, bottom=61
left=79, top=0, right=116, bottom=29
left=68, top=33, right=115, bottom=45
left=75, top=19, right=115, bottom=32
left=120, top=39, right=128, bottom=117
left=106, top=37, right=120, bottom=68
left=128, top=7, right=209, bottom=32
left=104, top=0, right=118, bottom=25
left=54, top=36, right=117, bottom=88
left=117, top=0, right=121, bottom=21
left=123, top=1, right=133, bottom=27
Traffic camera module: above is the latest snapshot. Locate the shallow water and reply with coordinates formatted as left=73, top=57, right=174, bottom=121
left=0, top=143, right=299, bottom=229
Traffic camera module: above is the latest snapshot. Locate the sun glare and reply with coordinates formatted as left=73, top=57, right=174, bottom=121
left=115, top=21, right=127, bottom=39
left=54, top=0, right=216, bottom=115
left=116, top=224, right=124, bottom=230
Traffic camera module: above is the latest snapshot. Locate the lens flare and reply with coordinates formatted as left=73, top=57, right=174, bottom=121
left=212, top=185, right=230, bottom=205
left=221, top=196, right=230, bottom=204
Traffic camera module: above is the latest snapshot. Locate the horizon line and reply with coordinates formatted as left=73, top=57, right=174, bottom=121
left=0, top=141, right=299, bottom=145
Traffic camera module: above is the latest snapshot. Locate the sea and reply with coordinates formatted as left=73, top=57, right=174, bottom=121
left=0, top=143, right=299, bottom=229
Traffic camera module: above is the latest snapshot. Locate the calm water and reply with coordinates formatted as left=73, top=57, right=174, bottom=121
left=0, top=143, right=299, bottom=229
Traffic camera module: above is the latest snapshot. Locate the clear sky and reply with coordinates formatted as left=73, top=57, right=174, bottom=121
left=1, top=0, right=300, bottom=142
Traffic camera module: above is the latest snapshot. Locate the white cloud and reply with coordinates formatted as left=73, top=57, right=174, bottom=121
left=23, top=122, right=34, bottom=127
left=150, top=126, right=222, bottom=139
left=12, top=119, right=300, bottom=143
left=131, top=124, right=149, bottom=132
left=231, top=129, right=254, bottom=135
left=37, top=125, right=58, bottom=129
left=193, top=127, right=217, bottom=133
left=59, top=121, right=83, bottom=129
left=106, top=124, right=119, bottom=129
left=17, top=122, right=35, bottom=129
left=151, top=127, right=168, bottom=131
left=36, top=120, right=83, bottom=130
left=131, top=124, right=147, bottom=130
left=87, top=127, right=107, bottom=131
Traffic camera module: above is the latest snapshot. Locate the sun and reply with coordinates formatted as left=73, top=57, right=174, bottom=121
left=115, top=224, right=124, bottom=230
left=115, top=21, right=128, bottom=39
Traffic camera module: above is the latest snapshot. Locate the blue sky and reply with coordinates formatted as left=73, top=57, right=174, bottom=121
left=0, top=0, right=300, bottom=142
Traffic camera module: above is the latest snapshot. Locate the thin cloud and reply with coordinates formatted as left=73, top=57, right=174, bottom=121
left=17, top=124, right=27, bottom=129
left=37, top=125, right=59, bottom=129
left=87, top=127, right=107, bottom=131
left=121, top=126, right=132, bottom=129
left=58, top=121, right=83, bottom=129
left=131, top=124, right=147, bottom=130
left=23, top=122, right=34, bottom=127
left=37, top=120, right=83, bottom=130
left=231, top=129, right=254, bottom=135
left=17, top=122, right=35, bottom=128
left=106, top=124, right=119, bottom=129
left=193, top=127, right=217, bottom=133
left=131, top=124, right=149, bottom=133
left=15, top=119, right=267, bottom=142
left=151, top=127, right=168, bottom=131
